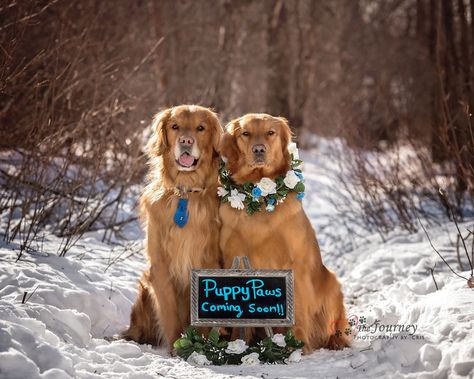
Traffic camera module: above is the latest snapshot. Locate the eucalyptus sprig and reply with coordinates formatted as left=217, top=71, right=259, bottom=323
left=174, top=326, right=304, bottom=366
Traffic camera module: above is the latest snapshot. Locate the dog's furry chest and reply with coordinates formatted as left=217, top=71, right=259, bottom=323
left=145, top=192, right=220, bottom=286
left=220, top=195, right=300, bottom=233
left=219, top=196, right=321, bottom=274
left=219, top=196, right=314, bottom=266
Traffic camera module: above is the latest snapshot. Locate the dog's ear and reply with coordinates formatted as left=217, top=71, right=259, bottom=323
left=219, top=121, right=240, bottom=166
left=276, top=117, right=292, bottom=157
left=207, top=110, right=223, bottom=156
left=148, top=108, right=172, bottom=157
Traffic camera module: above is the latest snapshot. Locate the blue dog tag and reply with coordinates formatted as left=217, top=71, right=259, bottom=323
left=173, top=198, right=189, bottom=228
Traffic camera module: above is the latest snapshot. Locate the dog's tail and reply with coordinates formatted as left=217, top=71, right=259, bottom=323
left=121, top=270, right=162, bottom=346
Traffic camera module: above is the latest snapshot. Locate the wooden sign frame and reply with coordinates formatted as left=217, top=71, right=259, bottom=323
left=190, top=259, right=294, bottom=328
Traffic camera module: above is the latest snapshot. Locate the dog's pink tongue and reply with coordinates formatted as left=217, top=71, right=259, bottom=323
left=179, top=153, right=195, bottom=167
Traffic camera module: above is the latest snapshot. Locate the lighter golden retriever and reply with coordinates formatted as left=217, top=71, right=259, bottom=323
left=219, top=114, right=351, bottom=352
left=123, top=105, right=222, bottom=348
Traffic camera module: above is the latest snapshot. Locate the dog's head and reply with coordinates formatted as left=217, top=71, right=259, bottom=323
left=220, top=113, right=292, bottom=183
left=148, top=105, right=222, bottom=175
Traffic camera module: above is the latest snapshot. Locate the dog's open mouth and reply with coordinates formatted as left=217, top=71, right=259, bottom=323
left=177, top=152, right=199, bottom=168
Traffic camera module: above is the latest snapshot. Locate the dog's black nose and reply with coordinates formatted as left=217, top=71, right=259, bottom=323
left=179, top=135, right=194, bottom=146
left=252, top=144, right=266, bottom=154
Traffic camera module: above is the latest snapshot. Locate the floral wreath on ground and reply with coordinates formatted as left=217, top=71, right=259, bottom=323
left=218, top=142, right=305, bottom=215
left=174, top=326, right=304, bottom=366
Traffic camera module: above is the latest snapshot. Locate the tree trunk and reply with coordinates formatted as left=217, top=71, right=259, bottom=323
left=289, top=0, right=316, bottom=130
left=429, top=0, right=445, bottom=162
left=211, top=0, right=236, bottom=119
left=266, top=0, right=291, bottom=121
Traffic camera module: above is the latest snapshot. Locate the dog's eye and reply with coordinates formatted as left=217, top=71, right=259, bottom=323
left=172, top=124, right=179, bottom=130
left=242, top=131, right=250, bottom=137
left=197, top=125, right=205, bottom=132
left=267, top=130, right=275, bottom=136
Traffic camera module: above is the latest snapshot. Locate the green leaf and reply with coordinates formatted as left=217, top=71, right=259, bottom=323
left=208, top=329, right=219, bottom=346
left=194, top=342, right=204, bottom=352
left=176, top=346, right=194, bottom=360
left=185, top=326, right=197, bottom=339
left=248, top=346, right=260, bottom=354
left=294, top=182, right=305, bottom=193
left=262, top=337, right=273, bottom=348
left=195, top=334, right=205, bottom=344
left=295, top=340, right=305, bottom=349
left=173, top=337, right=192, bottom=350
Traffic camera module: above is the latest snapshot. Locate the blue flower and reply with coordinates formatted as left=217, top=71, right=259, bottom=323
left=267, top=198, right=276, bottom=206
left=251, top=186, right=262, bottom=199
left=295, top=171, right=304, bottom=181
left=296, top=192, right=305, bottom=200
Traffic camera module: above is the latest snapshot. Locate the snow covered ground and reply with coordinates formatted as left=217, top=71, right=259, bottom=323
left=1, top=140, right=473, bottom=379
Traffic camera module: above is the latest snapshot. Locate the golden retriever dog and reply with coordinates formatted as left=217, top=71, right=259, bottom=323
left=123, top=105, right=222, bottom=348
left=218, top=114, right=351, bottom=352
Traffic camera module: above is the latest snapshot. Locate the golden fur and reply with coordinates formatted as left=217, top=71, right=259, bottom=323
left=123, top=105, right=223, bottom=348
left=219, top=114, right=351, bottom=352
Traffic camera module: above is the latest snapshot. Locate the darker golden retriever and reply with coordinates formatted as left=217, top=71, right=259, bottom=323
left=218, top=113, right=351, bottom=352
left=123, top=105, right=223, bottom=348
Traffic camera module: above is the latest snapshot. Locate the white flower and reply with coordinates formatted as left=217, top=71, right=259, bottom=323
left=187, top=351, right=211, bottom=365
left=271, top=333, right=286, bottom=347
left=228, top=189, right=246, bottom=210
left=217, top=186, right=228, bottom=197
left=288, top=142, right=299, bottom=160
left=225, top=339, right=248, bottom=354
left=283, top=170, right=300, bottom=189
left=285, top=349, right=302, bottom=363
left=241, top=352, right=260, bottom=365
left=256, top=177, right=277, bottom=196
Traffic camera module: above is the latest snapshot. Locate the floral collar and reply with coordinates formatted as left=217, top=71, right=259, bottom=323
left=218, top=143, right=305, bottom=215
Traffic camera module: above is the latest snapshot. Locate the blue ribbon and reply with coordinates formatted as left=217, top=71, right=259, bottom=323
left=173, top=198, right=189, bottom=228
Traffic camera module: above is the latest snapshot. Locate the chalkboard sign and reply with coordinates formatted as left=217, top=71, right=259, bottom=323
left=191, top=269, right=294, bottom=327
